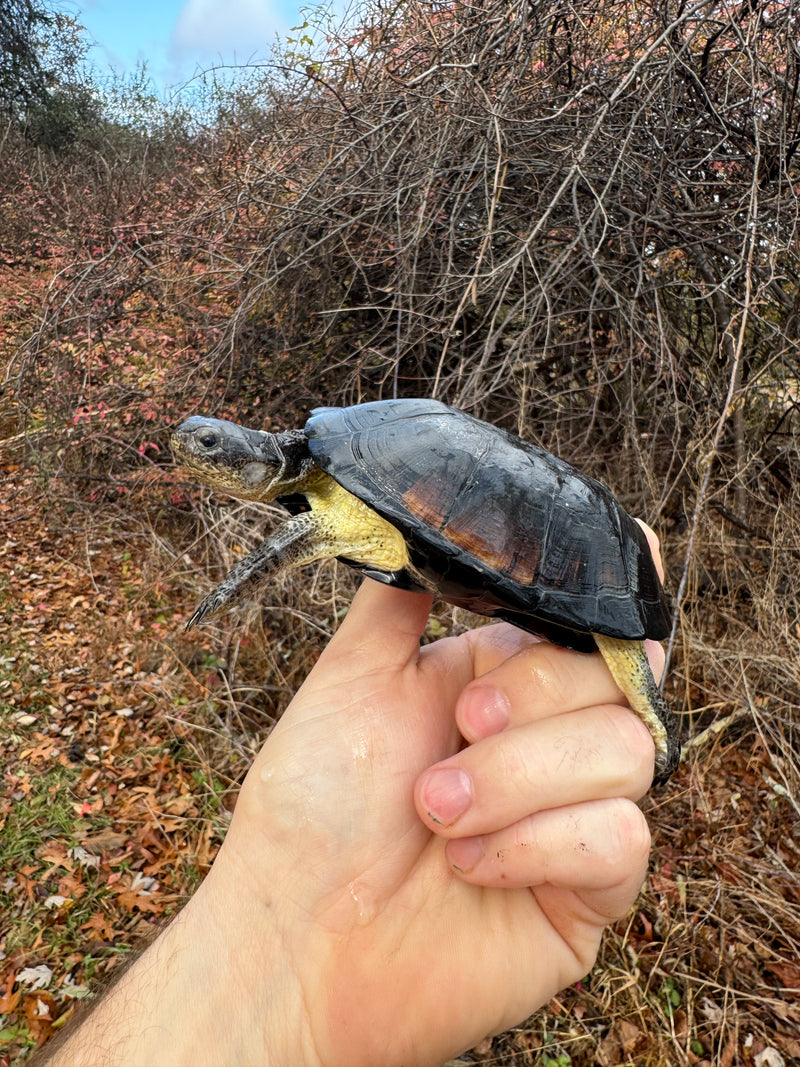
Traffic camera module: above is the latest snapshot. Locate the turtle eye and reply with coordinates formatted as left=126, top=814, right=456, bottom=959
left=199, top=432, right=218, bottom=449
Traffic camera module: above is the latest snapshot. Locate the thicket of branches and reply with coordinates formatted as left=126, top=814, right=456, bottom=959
left=18, top=0, right=800, bottom=463
left=15, top=0, right=800, bottom=671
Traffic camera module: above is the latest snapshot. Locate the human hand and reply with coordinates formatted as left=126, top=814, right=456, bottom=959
left=46, top=529, right=665, bottom=1067
left=198, top=524, right=663, bottom=1065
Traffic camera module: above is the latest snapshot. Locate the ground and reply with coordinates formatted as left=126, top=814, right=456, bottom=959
left=0, top=457, right=233, bottom=1056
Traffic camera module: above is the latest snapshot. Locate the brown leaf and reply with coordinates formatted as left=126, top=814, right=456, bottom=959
left=595, top=1030, right=621, bottom=1067
left=617, top=1018, right=644, bottom=1053
left=164, top=794, right=197, bottom=816
left=0, top=982, right=21, bottom=1014
left=37, top=843, right=73, bottom=870
left=765, top=960, right=800, bottom=989
left=777, top=1034, right=800, bottom=1059
left=719, top=1035, right=736, bottom=1067
left=81, top=830, right=128, bottom=851
left=114, top=889, right=164, bottom=914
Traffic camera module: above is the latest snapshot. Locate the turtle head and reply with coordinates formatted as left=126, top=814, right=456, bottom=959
left=171, top=416, right=304, bottom=501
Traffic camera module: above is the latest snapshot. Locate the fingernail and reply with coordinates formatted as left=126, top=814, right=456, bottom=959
left=447, top=836, right=484, bottom=873
left=459, top=686, right=510, bottom=739
left=421, top=767, right=473, bottom=825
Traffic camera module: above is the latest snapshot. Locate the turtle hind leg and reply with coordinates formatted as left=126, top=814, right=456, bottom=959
left=592, top=634, right=680, bottom=785
left=185, top=513, right=320, bottom=630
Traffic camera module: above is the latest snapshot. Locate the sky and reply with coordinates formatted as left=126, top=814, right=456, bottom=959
left=68, top=0, right=309, bottom=97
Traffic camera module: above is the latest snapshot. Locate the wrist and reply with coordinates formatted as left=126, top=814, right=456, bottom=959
left=189, top=852, right=324, bottom=1067
left=45, top=856, right=320, bottom=1067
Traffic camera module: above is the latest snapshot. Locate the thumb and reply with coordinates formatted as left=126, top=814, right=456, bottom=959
left=268, top=579, right=434, bottom=740
left=317, top=578, right=433, bottom=674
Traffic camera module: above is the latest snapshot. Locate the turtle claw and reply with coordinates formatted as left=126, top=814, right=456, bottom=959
left=184, top=604, right=208, bottom=632
left=184, top=588, right=226, bottom=631
left=184, top=605, right=206, bottom=632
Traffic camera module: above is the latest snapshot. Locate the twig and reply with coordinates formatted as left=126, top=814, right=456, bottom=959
left=680, top=707, right=750, bottom=759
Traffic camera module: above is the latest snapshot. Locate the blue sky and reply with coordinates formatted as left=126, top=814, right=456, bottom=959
left=68, top=0, right=307, bottom=95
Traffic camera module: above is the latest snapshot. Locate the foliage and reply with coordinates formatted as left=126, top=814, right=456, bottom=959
left=0, top=3, right=194, bottom=154
left=0, top=3, right=102, bottom=150
left=0, top=0, right=52, bottom=121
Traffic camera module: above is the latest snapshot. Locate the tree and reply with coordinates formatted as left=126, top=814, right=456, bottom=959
left=0, top=0, right=52, bottom=120
left=0, top=0, right=103, bottom=150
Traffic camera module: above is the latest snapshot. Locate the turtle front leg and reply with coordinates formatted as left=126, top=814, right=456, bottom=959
left=184, top=479, right=412, bottom=630
left=593, top=634, right=680, bottom=785
left=185, top=513, right=322, bottom=630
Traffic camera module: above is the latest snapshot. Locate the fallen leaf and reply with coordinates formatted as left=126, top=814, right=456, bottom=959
left=17, top=965, right=53, bottom=991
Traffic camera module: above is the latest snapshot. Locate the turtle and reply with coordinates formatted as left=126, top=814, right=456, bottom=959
left=171, top=398, right=679, bottom=783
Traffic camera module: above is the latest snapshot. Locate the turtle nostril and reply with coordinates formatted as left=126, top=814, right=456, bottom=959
left=199, top=433, right=218, bottom=449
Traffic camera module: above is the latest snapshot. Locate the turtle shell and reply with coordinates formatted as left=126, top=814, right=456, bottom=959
left=305, top=399, right=670, bottom=653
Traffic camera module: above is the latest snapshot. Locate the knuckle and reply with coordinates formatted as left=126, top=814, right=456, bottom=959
left=606, top=705, right=656, bottom=780
left=496, top=730, right=538, bottom=795
left=520, top=644, right=573, bottom=710
left=593, top=801, right=651, bottom=883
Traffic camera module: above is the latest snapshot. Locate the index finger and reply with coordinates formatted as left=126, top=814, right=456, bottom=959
left=455, top=639, right=651, bottom=743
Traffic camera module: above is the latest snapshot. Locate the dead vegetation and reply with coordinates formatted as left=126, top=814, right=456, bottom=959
left=1, top=0, right=799, bottom=1063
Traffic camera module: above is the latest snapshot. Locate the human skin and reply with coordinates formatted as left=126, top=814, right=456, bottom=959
left=43, top=529, right=666, bottom=1067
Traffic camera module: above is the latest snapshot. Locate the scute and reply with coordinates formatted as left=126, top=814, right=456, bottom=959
left=305, top=399, right=669, bottom=647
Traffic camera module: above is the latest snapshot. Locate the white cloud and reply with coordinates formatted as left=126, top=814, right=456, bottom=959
left=170, top=0, right=289, bottom=61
